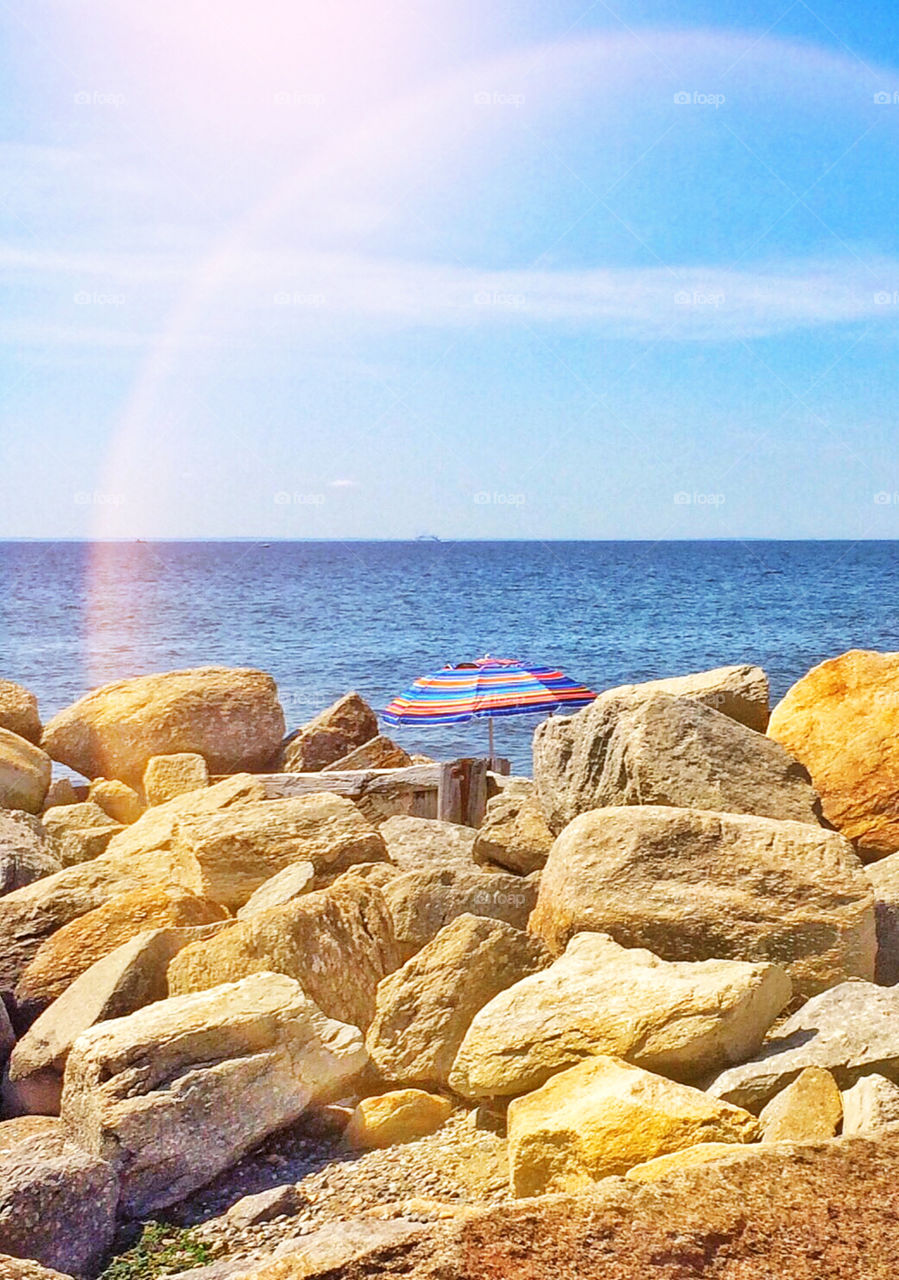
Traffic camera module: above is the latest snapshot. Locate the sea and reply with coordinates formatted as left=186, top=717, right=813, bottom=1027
left=2, top=540, right=898, bottom=776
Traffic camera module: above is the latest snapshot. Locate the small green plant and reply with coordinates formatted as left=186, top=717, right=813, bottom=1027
left=101, top=1222, right=213, bottom=1280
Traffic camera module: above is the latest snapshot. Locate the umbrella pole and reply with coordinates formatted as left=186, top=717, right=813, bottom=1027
left=488, top=717, right=494, bottom=764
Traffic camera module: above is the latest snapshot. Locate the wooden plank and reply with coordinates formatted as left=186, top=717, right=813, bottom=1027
left=255, top=763, right=445, bottom=801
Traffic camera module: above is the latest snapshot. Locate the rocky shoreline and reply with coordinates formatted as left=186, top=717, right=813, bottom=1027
left=1, top=651, right=899, bottom=1278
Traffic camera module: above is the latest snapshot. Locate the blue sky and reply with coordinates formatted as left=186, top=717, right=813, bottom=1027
left=1, top=0, right=898, bottom=539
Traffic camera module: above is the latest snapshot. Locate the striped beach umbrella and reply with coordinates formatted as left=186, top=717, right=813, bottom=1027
left=382, top=655, right=596, bottom=758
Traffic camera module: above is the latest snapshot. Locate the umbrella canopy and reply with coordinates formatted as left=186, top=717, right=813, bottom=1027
left=382, top=655, right=596, bottom=727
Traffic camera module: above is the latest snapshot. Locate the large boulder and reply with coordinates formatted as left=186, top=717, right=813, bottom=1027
left=862, top=850, right=899, bottom=984
left=281, top=693, right=378, bottom=772
left=533, top=689, right=822, bottom=836
left=0, top=682, right=41, bottom=746
left=0, top=730, right=51, bottom=816
left=449, top=933, right=791, bottom=1099
left=709, top=980, right=899, bottom=1111
left=767, top=649, right=899, bottom=861
left=170, top=793, right=387, bottom=911
left=97, top=772, right=267, bottom=881
left=472, top=790, right=554, bottom=875
left=14, top=885, right=228, bottom=1022
left=236, top=862, right=316, bottom=919
left=606, top=664, right=770, bottom=733
left=529, top=806, right=875, bottom=997
left=167, top=874, right=402, bottom=1031
left=60, top=971, right=367, bottom=1216
left=0, top=861, right=151, bottom=993
left=383, top=866, right=539, bottom=960
left=5, top=925, right=225, bottom=1116
left=507, top=1054, right=758, bottom=1196
left=41, top=667, right=285, bottom=789
left=0, top=1257, right=74, bottom=1280
left=379, top=816, right=478, bottom=872
left=142, top=752, right=209, bottom=806
left=327, top=734, right=413, bottom=771
left=41, top=803, right=122, bottom=867
left=366, top=914, right=548, bottom=1088
left=0, top=814, right=60, bottom=896
left=0, top=1116, right=118, bottom=1276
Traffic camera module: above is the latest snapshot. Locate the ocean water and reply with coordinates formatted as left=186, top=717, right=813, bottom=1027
left=2, top=540, right=898, bottom=776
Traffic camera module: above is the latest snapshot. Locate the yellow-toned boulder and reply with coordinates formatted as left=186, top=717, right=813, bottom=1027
left=42, top=802, right=122, bottom=866
left=507, top=1054, right=759, bottom=1197
left=281, top=692, right=377, bottom=772
left=14, top=884, right=228, bottom=1020
left=344, top=1089, right=452, bottom=1150
left=87, top=778, right=145, bottom=825
left=758, top=1067, right=842, bottom=1142
left=142, top=752, right=209, bottom=805
left=767, top=649, right=899, bottom=861
left=171, top=792, right=388, bottom=911
left=0, top=679, right=42, bottom=745
left=41, top=778, right=79, bottom=810
left=327, top=734, right=412, bottom=771
left=625, top=1141, right=763, bottom=1182
left=41, top=666, right=285, bottom=789
left=0, top=727, right=51, bottom=814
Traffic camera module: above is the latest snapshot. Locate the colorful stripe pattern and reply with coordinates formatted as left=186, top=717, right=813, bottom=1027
left=382, top=655, right=596, bottom=725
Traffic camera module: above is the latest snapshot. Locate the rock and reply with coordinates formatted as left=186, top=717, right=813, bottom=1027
left=41, top=779, right=79, bottom=811
left=758, top=1067, right=843, bottom=1141
left=142, top=751, right=210, bottom=805
left=841, top=1073, right=899, bottom=1136
left=171, top=793, right=387, bottom=911
left=61, top=971, right=367, bottom=1216
left=5, top=926, right=225, bottom=1116
left=236, top=862, right=316, bottom=919
left=224, top=1219, right=429, bottom=1280
left=864, top=851, right=899, bottom=983
left=0, top=1256, right=74, bottom=1280
left=281, top=693, right=378, bottom=772
left=709, top=980, right=899, bottom=1111
left=366, top=914, right=548, bottom=1088
left=344, top=1090, right=453, bottom=1150
left=0, top=729, right=51, bottom=816
left=86, top=779, right=144, bottom=825
left=486, top=773, right=533, bottom=801
left=167, top=874, right=402, bottom=1032
left=0, top=1116, right=118, bottom=1277
left=41, top=667, right=285, bottom=790
left=0, top=860, right=151, bottom=992
left=41, top=803, right=122, bottom=867
left=507, top=1054, right=758, bottom=1195
left=379, top=816, right=477, bottom=872
left=472, top=791, right=554, bottom=875
left=226, top=1183, right=301, bottom=1228
left=0, top=814, right=59, bottom=896
left=529, top=806, right=874, bottom=997
left=449, top=933, right=791, bottom=1099
left=0, top=999, right=14, bottom=1067
left=0, top=683, right=41, bottom=747
left=625, top=1141, right=762, bottom=1182
left=768, top=649, right=899, bottom=861
left=327, top=734, right=413, bottom=771
left=193, top=1137, right=899, bottom=1278
left=533, top=689, right=822, bottom=836
left=384, top=867, right=539, bottom=960
left=606, top=664, right=771, bottom=733
left=14, top=885, right=228, bottom=1022
left=98, top=772, right=267, bottom=878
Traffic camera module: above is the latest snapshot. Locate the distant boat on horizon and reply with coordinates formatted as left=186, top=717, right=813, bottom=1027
left=415, top=534, right=442, bottom=542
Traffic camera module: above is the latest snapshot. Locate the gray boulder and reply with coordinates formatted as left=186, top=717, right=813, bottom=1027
left=0, top=1116, right=118, bottom=1277
left=865, top=852, right=899, bottom=984
left=0, top=813, right=60, bottom=896
left=604, top=664, right=770, bottom=733
left=379, top=816, right=478, bottom=872
left=383, top=866, right=539, bottom=960
left=533, top=689, right=822, bottom=835
left=709, top=981, right=899, bottom=1112
left=841, top=1074, right=899, bottom=1136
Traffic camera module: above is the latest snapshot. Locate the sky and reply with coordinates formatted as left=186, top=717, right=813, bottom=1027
left=1, top=0, right=898, bottom=540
